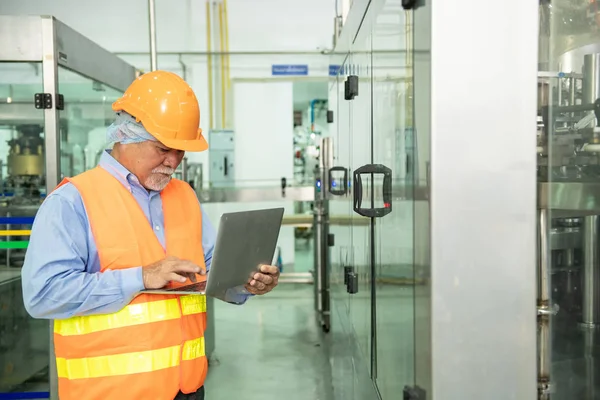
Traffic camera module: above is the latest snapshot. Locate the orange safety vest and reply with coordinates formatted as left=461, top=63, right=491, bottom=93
left=52, top=166, right=208, bottom=400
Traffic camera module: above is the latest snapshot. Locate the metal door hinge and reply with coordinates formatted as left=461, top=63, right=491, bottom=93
left=34, top=93, right=64, bottom=110
left=404, top=385, right=426, bottom=400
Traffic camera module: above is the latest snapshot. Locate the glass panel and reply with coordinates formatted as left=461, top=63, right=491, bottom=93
left=0, top=62, right=49, bottom=395
left=372, top=5, right=415, bottom=397
left=329, top=56, right=350, bottom=314
left=328, top=52, right=356, bottom=399
left=57, top=66, right=123, bottom=178
left=539, top=1, right=600, bottom=398
left=346, top=44, right=373, bottom=370
left=413, top=0, right=432, bottom=394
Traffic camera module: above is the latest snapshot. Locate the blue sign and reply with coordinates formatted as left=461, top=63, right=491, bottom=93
left=329, top=65, right=341, bottom=76
left=271, top=64, right=308, bottom=76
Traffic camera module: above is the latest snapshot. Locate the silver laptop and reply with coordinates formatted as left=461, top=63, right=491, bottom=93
left=142, top=207, right=284, bottom=300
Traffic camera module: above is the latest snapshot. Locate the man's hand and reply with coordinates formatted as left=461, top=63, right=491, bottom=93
left=244, top=264, right=280, bottom=295
left=142, top=256, right=205, bottom=289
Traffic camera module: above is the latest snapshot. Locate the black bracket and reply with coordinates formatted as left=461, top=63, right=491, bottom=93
left=327, top=110, right=334, bottom=123
left=402, top=0, right=421, bottom=10
left=34, top=93, right=52, bottom=109
left=404, top=386, right=426, bottom=400
left=34, top=93, right=64, bottom=110
left=344, top=75, right=358, bottom=100
left=57, top=94, right=64, bottom=110
left=344, top=266, right=354, bottom=286
left=347, top=272, right=358, bottom=294
left=281, top=177, right=287, bottom=197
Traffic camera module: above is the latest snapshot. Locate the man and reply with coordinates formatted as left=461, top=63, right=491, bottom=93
left=21, top=70, right=280, bottom=400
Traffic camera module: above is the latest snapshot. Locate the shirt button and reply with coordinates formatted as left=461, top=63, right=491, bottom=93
left=155, top=225, right=160, bottom=231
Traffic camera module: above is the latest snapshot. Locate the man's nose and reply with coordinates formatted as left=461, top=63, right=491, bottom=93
left=164, top=150, right=184, bottom=168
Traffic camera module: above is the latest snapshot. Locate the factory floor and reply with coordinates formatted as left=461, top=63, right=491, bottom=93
left=205, top=284, right=336, bottom=400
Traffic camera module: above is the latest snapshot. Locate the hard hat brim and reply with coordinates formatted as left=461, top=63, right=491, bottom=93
left=157, top=130, right=209, bottom=152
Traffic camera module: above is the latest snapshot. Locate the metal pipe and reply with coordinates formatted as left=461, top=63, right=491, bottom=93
left=212, top=2, right=222, bottom=129
left=544, top=103, right=595, bottom=113
left=583, top=215, right=600, bottom=328
left=223, top=0, right=231, bottom=93
left=538, top=209, right=552, bottom=399
left=205, top=1, right=214, bottom=130
left=218, top=2, right=226, bottom=128
left=584, top=54, right=600, bottom=106
left=147, top=0, right=158, bottom=71
left=113, top=50, right=418, bottom=56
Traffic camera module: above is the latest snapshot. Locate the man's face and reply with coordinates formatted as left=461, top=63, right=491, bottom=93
left=117, top=141, right=185, bottom=191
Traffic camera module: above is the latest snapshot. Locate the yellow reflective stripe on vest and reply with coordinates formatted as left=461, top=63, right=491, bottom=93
left=182, top=337, right=205, bottom=360
left=54, top=299, right=181, bottom=336
left=54, top=295, right=207, bottom=336
left=180, top=294, right=206, bottom=315
left=56, top=337, right=205, bottom=380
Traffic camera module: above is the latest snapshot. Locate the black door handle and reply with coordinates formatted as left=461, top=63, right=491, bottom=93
left=329, top=166, right=348, bottom=196
left=352, top=164, right=392, bottom=218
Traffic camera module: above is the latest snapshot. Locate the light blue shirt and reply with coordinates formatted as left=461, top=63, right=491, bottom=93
left=22, top=150, right=250, bottom=320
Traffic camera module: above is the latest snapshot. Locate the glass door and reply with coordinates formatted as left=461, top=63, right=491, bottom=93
left=328, top=53, right=355, bottom=400
left=0, top=62, right=50, bottom=398
left=371, top=5, right=417, bottom=398
left=347, top=39, right=375, bottom=374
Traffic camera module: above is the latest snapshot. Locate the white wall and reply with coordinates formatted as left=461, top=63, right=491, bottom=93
left=233, top=81, right=293, bottom=186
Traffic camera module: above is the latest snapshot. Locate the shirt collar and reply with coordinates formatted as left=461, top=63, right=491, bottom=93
left=98, top=150, right=160, bottom=195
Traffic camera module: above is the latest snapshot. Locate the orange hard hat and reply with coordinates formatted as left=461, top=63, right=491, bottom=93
left=112, top=70, right=208, bottom=152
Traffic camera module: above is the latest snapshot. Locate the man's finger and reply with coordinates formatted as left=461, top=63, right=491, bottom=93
left=244, top=283, right=264, bottom=294
left=172, top=262, right=201, bottom=274
left=259, top=264, right=279, bottom=275
left=168, top=272, right=188, bottom=283
left=250, top=280, right=266, bottom=291
left=244, top=283, right=259, bottom=294
left=253, top=273, right=273, bottom=285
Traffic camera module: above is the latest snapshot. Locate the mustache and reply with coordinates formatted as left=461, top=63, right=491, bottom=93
left=152, top=167, right=175, bottom=175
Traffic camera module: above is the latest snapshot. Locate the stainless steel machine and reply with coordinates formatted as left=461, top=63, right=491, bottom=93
left=537, top=1, right=600, bottom=398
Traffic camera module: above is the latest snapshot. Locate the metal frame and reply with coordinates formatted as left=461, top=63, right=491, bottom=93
left=0, top=15, right=138, bottom=400
left=414, top=0, right=538, bottom=398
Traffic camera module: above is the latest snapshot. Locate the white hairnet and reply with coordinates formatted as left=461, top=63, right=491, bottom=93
left=106, top=111, right=157, bottom=145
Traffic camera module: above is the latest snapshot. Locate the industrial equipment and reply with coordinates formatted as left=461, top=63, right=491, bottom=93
left=537, top=1, right=600, bottom=398
left=208, top=129, right=235, bottom=188
left=5, top=124, right=45, bottom=200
